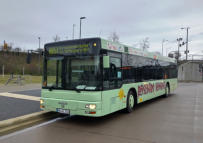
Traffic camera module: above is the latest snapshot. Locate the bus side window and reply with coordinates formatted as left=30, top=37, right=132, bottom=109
left=109, top=57, right=122, bottom=88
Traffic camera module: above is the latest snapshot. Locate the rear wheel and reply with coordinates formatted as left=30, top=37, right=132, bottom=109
left=126, top=91, right=136, bottom=113
left=164, top=84, right=170, bottom=97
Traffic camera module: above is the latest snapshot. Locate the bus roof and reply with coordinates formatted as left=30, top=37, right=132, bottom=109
left=100, top=38, right=176, bottom=63
left=44, top=37, right=176, bottom=63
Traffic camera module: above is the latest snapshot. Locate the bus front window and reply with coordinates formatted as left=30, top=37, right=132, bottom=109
left=66, top=56, right=101, bottom=91
left=44, top=57, right=63, bottom=88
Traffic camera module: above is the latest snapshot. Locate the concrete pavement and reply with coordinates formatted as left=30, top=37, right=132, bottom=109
left=0, top=82, right=203, bottom=143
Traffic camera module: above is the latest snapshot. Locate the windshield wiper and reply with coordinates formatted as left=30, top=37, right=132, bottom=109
left=49, top=85, right=56, bottom=91
left=74, top=87, right=81, bottom=93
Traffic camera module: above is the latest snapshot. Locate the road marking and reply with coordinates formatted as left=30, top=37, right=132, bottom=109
left=0, top=92, right=40, bottom=101
left=0, top=116, right=67, bottom=140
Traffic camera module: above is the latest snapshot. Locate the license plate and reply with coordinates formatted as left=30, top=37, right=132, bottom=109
left=56, top=108, right=70, bottom=114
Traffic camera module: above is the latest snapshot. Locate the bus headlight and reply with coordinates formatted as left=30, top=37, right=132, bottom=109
left=85, top=104, right=96, bottom=110
left=40, top=99, right=44, bottom=104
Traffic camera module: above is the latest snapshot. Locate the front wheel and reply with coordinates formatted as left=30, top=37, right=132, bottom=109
left=126, top=91, right=136, bottom=113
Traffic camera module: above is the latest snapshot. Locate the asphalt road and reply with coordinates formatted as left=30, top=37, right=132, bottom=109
left=10, top=89, right=41, bottom=97
left=0, top=96, right=40, bottom=121
left=0, top=89, right=41, bottom=121
left=1, top=82, right=203, bottom=143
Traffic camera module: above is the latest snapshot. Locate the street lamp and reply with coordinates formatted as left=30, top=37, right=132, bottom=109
left=72, top=24, right=76, bottom=39
left=162, top=39, right=168, bottom=56
left=38, top=37, right=41, bottom=74
left=181, top=27, right=190, bottom=60
left=79, top=17, right=86, bottom=39
left=38, top=37, right=41, bottom=49
left=166, top=47, right=172, bottom=57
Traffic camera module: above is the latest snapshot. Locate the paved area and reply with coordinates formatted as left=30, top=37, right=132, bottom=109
left=0, top=84, right=41, bottom=121
left=10, top=89, right=41, bottom=97
left=0, top=96, right=40, bottom=121
left=0, top=84, right=41, bottom=93
left=0, top=82, right=203, bottom=143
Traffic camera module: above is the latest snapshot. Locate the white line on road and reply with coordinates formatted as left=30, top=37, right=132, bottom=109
left=0, top=116, right=68, bottom=140
left=0, top=92, right=40, bottom=101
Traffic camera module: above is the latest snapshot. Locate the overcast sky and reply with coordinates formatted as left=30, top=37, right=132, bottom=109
left=0, top=0, right=203, bottom=58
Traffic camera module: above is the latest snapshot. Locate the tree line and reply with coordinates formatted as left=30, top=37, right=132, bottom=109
left=0, top=51, right=43, bottom=76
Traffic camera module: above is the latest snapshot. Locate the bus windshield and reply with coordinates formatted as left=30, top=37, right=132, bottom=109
left=66, top=56, right=101, bottom=90
left=43, top=56, right=102, bottom=91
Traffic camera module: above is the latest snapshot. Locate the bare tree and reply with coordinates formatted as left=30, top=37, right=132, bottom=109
left=53, top=35, right=60, bottom=42
left=140, top=37, right=150, bottom=51
left=13, top=47, right=22, bottom=56
left=108, top=32, right=119, bottom=42
left=14, top=47, right=22, bottom=52
left=132, top=43, right=139, bottom=48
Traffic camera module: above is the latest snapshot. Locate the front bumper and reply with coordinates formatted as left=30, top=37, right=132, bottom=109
left=40, top=98, right=102, bottom=117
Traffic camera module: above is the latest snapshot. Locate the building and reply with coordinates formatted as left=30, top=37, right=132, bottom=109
left=178, top=60, right=203, bottom=82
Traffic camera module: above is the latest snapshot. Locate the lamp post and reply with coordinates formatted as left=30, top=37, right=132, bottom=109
left=38, top=37, right=41, bottom=49
left=166, top=47, right=172, bottom=57
left=177, top=38, right=183, bottom=62
left=38, top=37, right=41, bottom=74
left=72, top=24, right=76, bottom=39
left=79, top=17, right=86, bottom=39
left=181, top=27, right=190, bottom=60
left=162, top=39, right=168, bottom=56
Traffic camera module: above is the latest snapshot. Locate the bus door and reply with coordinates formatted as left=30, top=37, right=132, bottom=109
left=104, top=52, right=122, bottom=89
left=102, top=52, right=123, bottom=113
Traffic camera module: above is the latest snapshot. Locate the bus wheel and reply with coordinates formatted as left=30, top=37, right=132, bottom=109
left=126, top=91, right=135, bottom=113
left=164, top=84, right=170, bottom=97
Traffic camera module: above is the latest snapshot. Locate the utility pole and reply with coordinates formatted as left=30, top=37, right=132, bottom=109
left=181, top=27, right=190, bottom=60
left=72, top=24, right=76, bottom=39
left=38, top=37, right=41, bottom=75
left=79, top=17, right=86, bottom=39
left=38, top=37, right=41, bottom=49
left=186, top=28, right=189, bottom=60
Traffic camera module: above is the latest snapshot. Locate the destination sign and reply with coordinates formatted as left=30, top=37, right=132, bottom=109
left=48, top=44, right=91, bottom=55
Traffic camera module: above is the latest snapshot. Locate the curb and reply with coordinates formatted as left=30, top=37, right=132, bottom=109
left=0, top=111, right=60, bottom=136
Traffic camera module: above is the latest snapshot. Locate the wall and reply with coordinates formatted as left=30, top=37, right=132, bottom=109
left=178, top=61, right=203, bottom=82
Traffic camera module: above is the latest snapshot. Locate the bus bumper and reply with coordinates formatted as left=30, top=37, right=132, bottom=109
left=40, top=98, right=103, bottom=117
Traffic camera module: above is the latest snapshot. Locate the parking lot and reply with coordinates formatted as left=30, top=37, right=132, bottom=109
left=0, top=84, right=41, bottom=121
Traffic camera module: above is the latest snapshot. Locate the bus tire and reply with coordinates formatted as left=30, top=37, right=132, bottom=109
left=164, top=84, right=170, bottom=97
left=126, top=91, right=135, bottom=113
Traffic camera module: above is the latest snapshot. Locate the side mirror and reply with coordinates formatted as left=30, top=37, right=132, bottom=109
left=103, top=56, right=110, bottom=68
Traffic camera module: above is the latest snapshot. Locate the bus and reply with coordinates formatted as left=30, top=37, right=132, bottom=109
left=40, top=37, right=177, bottom=116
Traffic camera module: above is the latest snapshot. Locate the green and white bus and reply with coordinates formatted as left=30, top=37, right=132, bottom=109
left=40, top=37, right=177, bottom=117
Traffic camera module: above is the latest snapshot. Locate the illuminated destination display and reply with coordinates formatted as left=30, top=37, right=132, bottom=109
left=48, top=44, right=90, bottom=55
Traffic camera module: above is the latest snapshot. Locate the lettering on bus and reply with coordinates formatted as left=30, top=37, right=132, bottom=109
left=155, top=82, right=166, bottom=91
left=138, top=82, right=166, bottom=96
left=138, top=83, right=154, bottom=96
left=48, top=44, right=90, bottom=55
left=107, top=42, right=124, bottom=52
